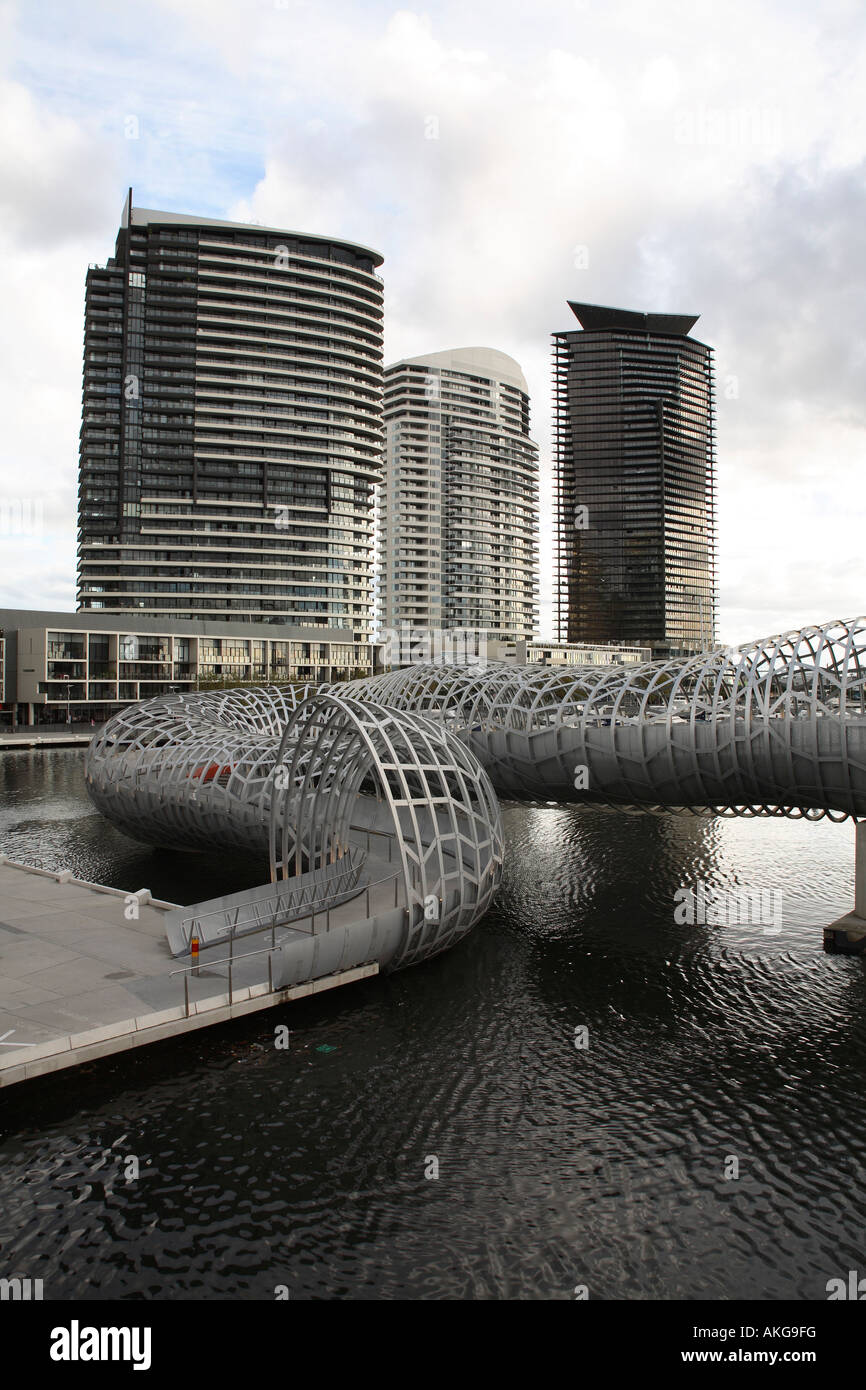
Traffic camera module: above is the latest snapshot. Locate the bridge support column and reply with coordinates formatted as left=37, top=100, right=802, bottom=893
left=857, top=820, right=866, bottom=921
left=824, top=821, right=866, bottom=955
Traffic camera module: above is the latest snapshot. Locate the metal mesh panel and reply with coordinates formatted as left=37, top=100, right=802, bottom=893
left=346, top=617, right=866, bottom=820
left=85, top=683, right=504, bottom=970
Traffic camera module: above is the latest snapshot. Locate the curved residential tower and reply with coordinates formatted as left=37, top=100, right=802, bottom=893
left=77, top=190, right=384, bottom=649
left=378, top=347, right=538, bottom=651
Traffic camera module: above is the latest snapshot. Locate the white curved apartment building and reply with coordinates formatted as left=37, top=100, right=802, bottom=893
left=378, top=348, right=538, bottom=649
left=77, top=191, right=383, bottom=656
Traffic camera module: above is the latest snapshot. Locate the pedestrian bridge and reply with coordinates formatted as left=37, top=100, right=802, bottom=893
left=84, top=616, right=866, bottom=973
left=350, top=616, right=866, bottom=821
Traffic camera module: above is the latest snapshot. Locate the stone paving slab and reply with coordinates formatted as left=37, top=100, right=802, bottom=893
left=59, top=928, right=175, bottom=974
left=0, top=979, right=64, bottom=1006
left=0, top=911, right=125, bottom=942
left=0, top=942, right=83, bottom=978
left=0, top=898, right=87, bottom=921
left=22, top=959, right=128, bottom=994
left=60, top=895, right=154, bottom=920
left=6, top=983, right=152, bottom=1032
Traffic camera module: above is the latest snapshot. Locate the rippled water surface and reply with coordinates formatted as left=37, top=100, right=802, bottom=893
left=1, top=748, right=865, bottom=1299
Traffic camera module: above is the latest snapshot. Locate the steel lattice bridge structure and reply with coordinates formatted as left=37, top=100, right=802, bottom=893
left=85, top=617, right=866, bottom=976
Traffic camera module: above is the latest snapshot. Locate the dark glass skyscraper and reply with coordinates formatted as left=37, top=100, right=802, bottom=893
left=554, top=302, right=717, bottom=657
left=77, top=190, right=383, bottom=642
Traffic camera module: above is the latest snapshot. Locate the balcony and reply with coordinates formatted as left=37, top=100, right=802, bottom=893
left=42, top=683, right=87, bottom=702
left=47, top=662, right=86, bottom=680
left=119, top=663, right=173, bottom=680
left=47, top=647, right=86, bottom=662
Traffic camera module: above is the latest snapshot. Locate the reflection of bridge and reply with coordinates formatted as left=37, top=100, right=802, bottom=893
left=85, top=617, right=866, bottom=972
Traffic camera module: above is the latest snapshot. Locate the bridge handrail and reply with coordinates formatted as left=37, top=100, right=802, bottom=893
left=168, top=859, right=412, bottom=1019
left=175, top=852, right=367, bottom=950
left=168, top=861, right=406, bottom=974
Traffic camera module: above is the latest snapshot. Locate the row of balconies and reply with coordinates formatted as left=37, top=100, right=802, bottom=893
left=196, top=239, right=383, bottom=286
left=193, top=422, right=378, bottom=446
left=194, top=373, right=381, bottom=406
left=81, top=550, right=371, bottom=569
left=196, top=250, right=383, bottom=290
left=196, top=273, right=383, bottom=322
left=195, top=327, right=381, bottom=368
left=195, top=305, right=381, bottom=347
left=194, top=348, right=381, bottom=389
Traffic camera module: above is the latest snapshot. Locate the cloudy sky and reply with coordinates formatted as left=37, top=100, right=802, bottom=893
left=0, top=0, right=863, bottom=645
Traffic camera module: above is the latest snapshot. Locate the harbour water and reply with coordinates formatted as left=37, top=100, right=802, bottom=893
left=1, top=747, right=864, bottom=1300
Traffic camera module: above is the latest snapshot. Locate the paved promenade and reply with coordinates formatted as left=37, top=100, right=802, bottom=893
left=0, top=858, right=377, bottom=1088
left=0, top=724, right=102, bottom=749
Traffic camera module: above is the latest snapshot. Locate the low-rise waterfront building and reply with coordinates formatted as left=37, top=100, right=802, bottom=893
left=0, top=610, right=371, bottom=726
left=487, top=638, right=653, bottom=667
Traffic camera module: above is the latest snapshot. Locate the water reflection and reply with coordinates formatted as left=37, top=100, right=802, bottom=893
left=0, top=749, right=864, bottom=1300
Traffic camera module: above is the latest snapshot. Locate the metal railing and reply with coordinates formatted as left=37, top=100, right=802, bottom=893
left=169, top=861, right=407, bottom=1017
left=351, top=822, right=395, bottom=862
left=175, top=851, right=367, bottom=953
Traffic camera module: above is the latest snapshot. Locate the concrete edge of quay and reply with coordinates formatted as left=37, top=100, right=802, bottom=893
left=0, top=854, right=178, bottom=909
left=0, top=732, right=95, bottom=749
left=0, top=963, right=379, bottom=1089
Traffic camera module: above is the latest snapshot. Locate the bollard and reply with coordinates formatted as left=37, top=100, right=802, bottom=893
left=191, top=933, right=200, bottom=975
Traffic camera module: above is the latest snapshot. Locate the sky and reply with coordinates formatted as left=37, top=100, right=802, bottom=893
left=0, top=0, right=863, bottom=645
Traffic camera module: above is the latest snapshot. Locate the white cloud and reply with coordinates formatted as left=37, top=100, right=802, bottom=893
left=0, top=0, right=864, bottom=645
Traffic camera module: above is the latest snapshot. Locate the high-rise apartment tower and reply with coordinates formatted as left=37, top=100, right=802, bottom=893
left=77, top=190, right=383, bottom=644
left=554, top=302, right=717, bottom=657
left=378, top=347, right=538, bottom=645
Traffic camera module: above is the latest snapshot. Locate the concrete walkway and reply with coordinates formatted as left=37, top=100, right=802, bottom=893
left=0, top=859, right=377, bottom=1088
left=0, top=727, right=101, bottom=749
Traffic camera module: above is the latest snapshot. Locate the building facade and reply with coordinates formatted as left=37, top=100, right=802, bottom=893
left=554, top=302, right=717, bottom=658
left=487, top=638, right=652, bottom=667
left=378, top=347, right=538, bottom=647
left=0, top=610, right=371, bottom=727
left=77, top=191, right=383, bottom=643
